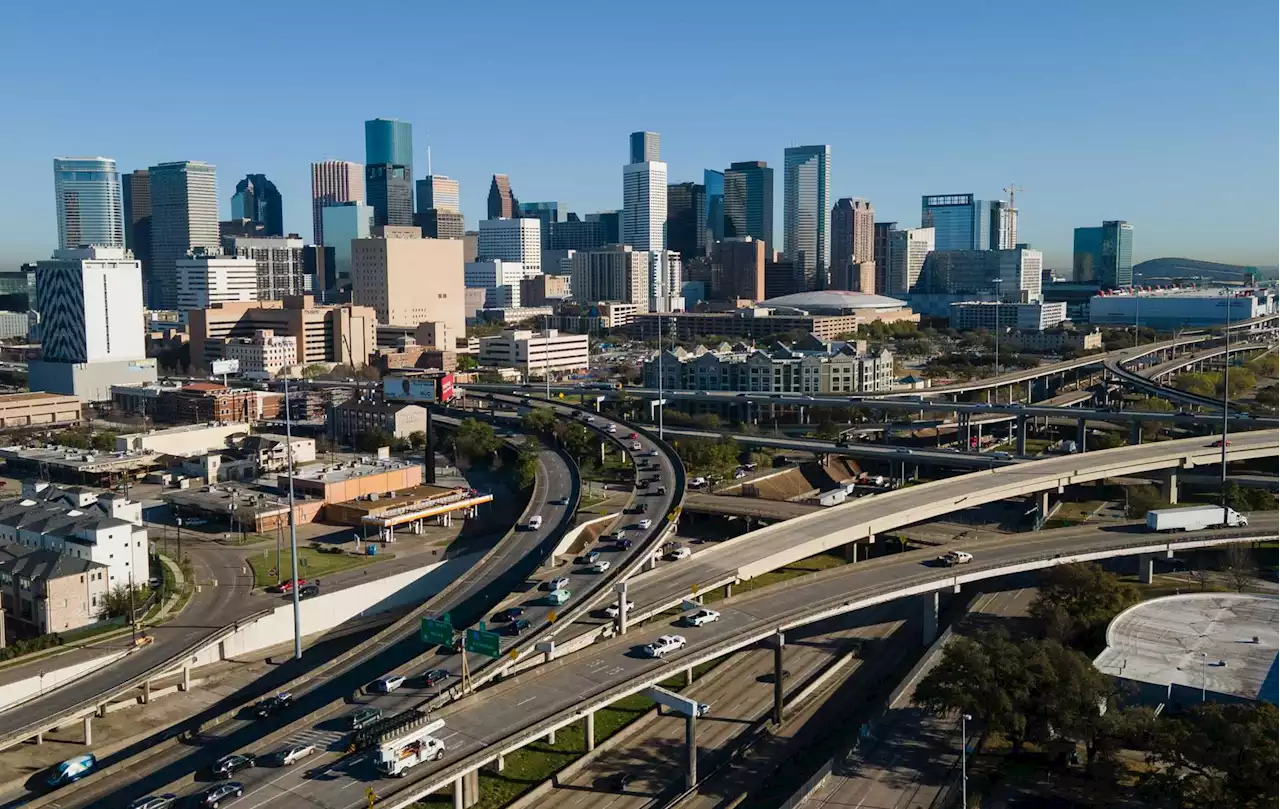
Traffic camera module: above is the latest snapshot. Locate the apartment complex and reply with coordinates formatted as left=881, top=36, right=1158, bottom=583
left=351, top=227, right=465, bottom=332
left=0, top=543, right=108, bottom=635
left=570, top=245, right=651, bottom=309
left=643, top=335, right=894, bottom=394
left=187, top=296, right=376, bottom=371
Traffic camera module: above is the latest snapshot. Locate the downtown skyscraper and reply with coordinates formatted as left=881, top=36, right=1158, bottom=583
left=623, top=131, right=667, bottom=251
left=52, top=157, right=124, bottom=250
left=487, top=174, right=518, bottom=219
left=365, top=118, right=413, bottom=226
left=230, top=174, right=283, bottom=237
left=831, top=198, right=875, bottom=292
left=148, top=161, right=219, bottom=310
left=311, top=161, right=364, bottom=245
left=783, top=145, right=831, bottom=290
left=723, top=161, right=773, bottom=251
left=121, top=169, right=152, bottom=293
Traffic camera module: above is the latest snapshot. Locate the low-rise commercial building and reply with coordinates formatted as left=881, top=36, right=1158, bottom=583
left=187, top=296, right=376, bottom=372
left=116, top=421, right=250, bottom=456
left=478, top=329, right=590, bottom=378
left=643, top=335, right=895, bottom=393
left=0, top=543, right=109, bottom=635
left=328, top=398, right=428, bottom=442
left=948, top=301, right=1068, bottom=332
left=1007, top=327, right=1104, bottom=354
left=0, top=392, right=82, bottom=429
left=154, top=383, right=257, bottom=425
left=221, top=329, right=298, bottom=379
left=286, top=454, right=424, bottom=503
left=1089, top=288, right=1276, bottom=329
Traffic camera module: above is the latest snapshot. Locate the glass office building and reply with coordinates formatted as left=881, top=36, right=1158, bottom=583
left=321, top=202, right=374, bottom=289
left=921, top=193, right=991, bottom=252
left=704, top=170, right=725, bottom=253
left=364, top=118, right=413, bottom=176
left=53, top=157, right=124, bottom=250
left=724, top=161, right=773, bottom=251
left=783, top=145, right=831, bottom=288
left=1073, top=220, right=1133, bottom=289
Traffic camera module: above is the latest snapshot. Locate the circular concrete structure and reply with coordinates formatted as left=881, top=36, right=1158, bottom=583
left=761, top=290, right=909, bottom=315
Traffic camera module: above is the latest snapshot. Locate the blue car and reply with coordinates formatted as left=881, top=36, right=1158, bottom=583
left=47, top=753, right=96, bottom=787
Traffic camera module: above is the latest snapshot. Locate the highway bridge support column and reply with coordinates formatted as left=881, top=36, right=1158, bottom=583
left=616, top=581, right=630, bottom=634
left=1160, top=470, right=1179, bottom=504
left=1077, top=417, right=1087, bottom=453
left=685, top=713, right=698, bottom=789
left=1138, top=554, right=1154, bottom=585
left=1130, top=421, right=1142, bottom=446
left=82, top=716, right=92, bottom=746
left=141, top=680, right=151, bottom=704
left=1016, top=415, right=1028, bottom=456
left=585, top=711, right=596, bottom=751
left=181, top=665, right=191, bottom=692
left=772, top=630, right=786, bottom=725
left=922, top=592, right=939, bottom=646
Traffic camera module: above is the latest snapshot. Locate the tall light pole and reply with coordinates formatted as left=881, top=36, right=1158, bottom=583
left=655, top=308, right=665, bottom=440
left=282, top=376, right=302, bottom=660
left=543, top=314, right=551, bottom=402
left=1200, top=651, right=1208, bottom=702
left=961, top=712, right=972, bottom=807
left=1220, top=295, right=1231, bottom=525
left=990, top=279, right=1003, bottom=398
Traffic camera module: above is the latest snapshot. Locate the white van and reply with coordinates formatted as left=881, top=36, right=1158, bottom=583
left=526, top=515, right=543, bottom=531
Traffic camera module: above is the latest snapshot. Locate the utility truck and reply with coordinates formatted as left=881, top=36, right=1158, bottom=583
left=1146, top=506, right=1248, bottom=533
left=376, top=719, right=447, bottom=777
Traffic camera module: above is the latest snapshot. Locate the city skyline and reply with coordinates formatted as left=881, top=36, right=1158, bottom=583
left=2, top=1, right=1276, bottom=270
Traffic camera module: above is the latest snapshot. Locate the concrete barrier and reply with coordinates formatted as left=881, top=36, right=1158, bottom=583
left=0, top=650, right=130, bottom=713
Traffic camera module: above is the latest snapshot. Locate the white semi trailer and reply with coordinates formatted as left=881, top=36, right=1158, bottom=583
left=1146, top=506, right=1248, bottom=533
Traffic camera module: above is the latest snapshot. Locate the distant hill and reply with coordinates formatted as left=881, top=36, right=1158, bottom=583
left=1134, top=257, right=1278, bottom=284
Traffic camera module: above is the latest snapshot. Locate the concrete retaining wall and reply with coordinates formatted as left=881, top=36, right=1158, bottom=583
left=0, top=650, right=130, bottom=713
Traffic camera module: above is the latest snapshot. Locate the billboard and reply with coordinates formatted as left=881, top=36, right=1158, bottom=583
left=211, top=359, right=240, bottom=375
left=383, top=377, right=438, bottom=403
left=439, top=373, right=455, bottom=402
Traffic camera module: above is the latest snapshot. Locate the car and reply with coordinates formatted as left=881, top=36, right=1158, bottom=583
left=526, top=515, right=544, bottom=531
left=128, top=795, right=178, bottom=809
left=627, top=432, right=638, bottom=439
left=642, top=634, right=687, bottom=658
left=47, top=754, right=96, bottom=787
left=614, top=537, right=633, bottom=550
left=370, top=674, right=407, bottom=693
left=198, top=782, right=244, bottom=808
left=682, top=609, right=720, bottom=627
left=212, top=753, right=255, bottom=777
left=696, top=391, right=708, bottom=396
left=494, top=607, right=525, bottom=622
left=277, top=743, right=316, bottom=766
left=607, top=425, right=617, bottom=433
left=733, top=469, right=747, bottom=479
left=688, top=477, right=707, bottom=488
left=506, top=618, right=531, bottom=636
left=273, top=578, right=308, bottom=594
left=894, top=447, right=912, bottom=454
left=586, top=415, right=597, bottom=423
left=938, top=550, right=974, bottom=567
left=631, top=441, right=643, bottom=451
left=668, top=546, right=692, bottom=561
left=1211, top=439, right=1231, bottom=447
left=637, top=518, right=653, bottom=530
left=298, top=583, right=320, bottom=599
left=547, top=576, right=571, bottom=591
left=605, top=600, right=635, bottom=618
left=253, top=692, right=293, bottom=718
left=422, top=669, right=450, bottom=688
left=635, top=503, right=648, bottom=513
left=590, top=560, right=611, bottom=573
left=550, top=496, right=570, bottom=506
left=582, top=550, right=601, bottom=564
left=656, top=485, right=667, bottom=496
left=348, top=707, right=383, bottom=730
left=548, top=588, right=571, bottom=606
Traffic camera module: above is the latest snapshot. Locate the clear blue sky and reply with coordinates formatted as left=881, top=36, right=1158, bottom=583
left=3, top=0, right=1276, bottom=271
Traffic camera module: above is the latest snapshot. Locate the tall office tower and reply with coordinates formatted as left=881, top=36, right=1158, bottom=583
left=873, top=221, right=895, bottom=296
left=230, top=174, right=283, bottom=237
left=311, top=161, right=364, bottom=245
left=416, top=175, right=460, bottom=214
left=551, top=215, right=605, bottom=251
left=176, top=249, right=259, bottom=309
left=29, top=247, right=156, bottom=401
left=321, top=201, right=374, bottom=292
left=222, top=235, right=306, bottom=300
left=586, top=210, right=622, bottom=245
left=518, top=201, right=560, bottom=252
left=365, top=164, right=412, bottom=227
left=365, top=118, right=413, bottom=208
left=711, top=237, right=766, bottom=301
left=915, top=248, right=1044, bottom=302
left=1073, top=220, right=1134, bottom=288
left=783, top=145, right=831, bottom=290
left=52, top=157, right=124, bottom=250
left=148, top=161, right=219, bottom=310
left=121, top=170, right=152, bottom=297
left=704, top=170, right=725, bottom=254
left=623, top=132, right=667, bottom=250
left=569, top=245, right=651, bottom=308
left=303, top=245, right=335, bottom=297
left=477, top=218, right=542, bottom=272
left=630, top=131, right=661, bottom=164
left=666, top=182, right=705, bottom=259
left=831, top=198, right=875, bottom=291
left=351, top=227, right=465, bottom=332
left=887, top=226, right=935, bottom=295
left=487, top=174, right=518, bottom=219
left=647, top=250, right=683, bottom=312
left=723, top=161, right=773, bottom=250
left=921, top=193, right=1009, bottom=252
left=420, top=209, right=465, bottom=240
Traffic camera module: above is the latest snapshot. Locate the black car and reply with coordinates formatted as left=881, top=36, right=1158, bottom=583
left=253, top=693, right=292, bottom=718
left=507, top=618, right=532, bottom=636
left=212, top=754, right=255, bottom=777
left=422, top=668, right=450, bottom=688
left=493, top=607, right=525, bottom=622
left=199, top=781, right=244, bottom=808
left=615, top=538, right=633, bottom=550
left=298, top=583, right=320, bottom=599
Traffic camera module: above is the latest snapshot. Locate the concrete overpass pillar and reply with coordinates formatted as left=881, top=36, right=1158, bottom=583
left=685, top=666, right=695, bottom=687
left=494, top=753, right=505, bottom=772
left=181, top=665, right=191, bottom=692
left=1077, top=417, right=1087, bottom=452
left=1130, top=421, right=1142, bottom=446
left=1160, top=470, right=1179, bottom=504
left=772, top=630, right=786, bottom=725
left=97, top=703, right=108, bottom=718
left=82, top=715, right=92, bottom=746
left=844, top=542, right=858, bottom=563
left=685, top=713, right=698, bottom=790
left=34, top=732, right=42, bottom=745
left=1039, top=491, right=1051, bottom=525
left=615, top=581, right=630, bottom=635
left=454, top=777, right=464, bottom=809
left=545, top=728, right=556, bottom=745
left=141, top=680, right=151, bottom=704
left=922, top=592, right=939, bottom=646
left=1138, top=554, right=1154, bottom=585
left=1016, top=415, right=1028, bottom=456
left=724, top=582, right=733, bottom=598
left=585, top=711, right=596, bottom=752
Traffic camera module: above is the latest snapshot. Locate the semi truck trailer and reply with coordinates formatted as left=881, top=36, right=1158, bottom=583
left=1146, top=506, right=1248, bottom=533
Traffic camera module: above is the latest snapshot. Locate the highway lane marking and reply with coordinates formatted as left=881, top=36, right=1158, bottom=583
left=517, top=696, right=537, bottom=706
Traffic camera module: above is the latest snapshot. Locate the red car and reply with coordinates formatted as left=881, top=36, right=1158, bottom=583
left=1211, top=439, right=1231, bottom=447
left=275, top=578, right=308, bottom=594
left=627, top=432, right=638, bottom=440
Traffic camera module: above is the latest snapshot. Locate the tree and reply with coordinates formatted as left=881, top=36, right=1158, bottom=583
left=1221, top=368, right=1257, bottom=400
left=520, top=407, right=557, bottom=436
left=355, top=428, right=394, bottom=452
left=1221, top=542, right=1259, bottom=592
left=1254, top=385, right=1278, bottom=408
left=560, top=422, right=596, bottom=466
left=1030, top=563, right=1138, bottom=644
left=515, top=444, right=540, bottom=490
left=1140, top=702, right=1279, bottom=809
left=1247, top=353, right=1278, bottom=378
left=814, top=421, right=841, bottom=441
left=672, top=437, right=741, bottom=480
left=452, top=418, right=502, bottom=461
left=1088, top=431, right=1125, bottom=451
left=99, top=584, right=148, bottom=620
left=456, top=355, right=478, bottom=371
left=1125, top=483, right=1171, bottom=519
left=1130, top=396, right=1175, bottom=440
left=408, top=430, right=427, bottom=450
left=301, top=364, right=328, bottom=379
left=1174, top=372, right=1217, bottom=397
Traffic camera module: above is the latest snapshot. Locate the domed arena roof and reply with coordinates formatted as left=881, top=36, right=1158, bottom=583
left=761, top=290, right=909, bottom=314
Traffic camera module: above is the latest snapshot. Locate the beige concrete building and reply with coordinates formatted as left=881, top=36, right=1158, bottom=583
left=351, top=227, right=465, bottom=333
left=0, top=392, right=82, bottom=429
left=519, top=274, right=570, bottom=307
left=328, top=399, right=428, bottom=442
left=479, top=328, right=590, bottom=378
left=187, top=296, right=376, bottom=371
left=221, top=329, right=298, bottom=378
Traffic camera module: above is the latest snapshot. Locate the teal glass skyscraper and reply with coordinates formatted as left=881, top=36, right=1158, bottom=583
left=53, top=157, right=124, bottom=249
left=783, top=145, right=831, bottom=289
left=365, top=118, right=413, bottom=213
left=364, top=118, right=413, bottom=176
left=1073, top=220, right=1134, bottom=289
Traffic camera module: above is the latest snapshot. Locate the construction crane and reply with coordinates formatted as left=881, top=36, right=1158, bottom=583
left=1001, top=185, right=1025, bottom=249
left=1002, top=184, right=1025, bottom=209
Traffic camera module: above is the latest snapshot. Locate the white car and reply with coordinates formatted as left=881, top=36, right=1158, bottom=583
left=371, top=674, right=406, bottom=693
left=605, top=600, right=635, bottom=618
left=643, top=634, right=687, bottom=658
left=607, top=425, right=618, bottom=434
left=938, top=550, right=973, bottom=567
left=548, top=576, right=571, bottom=591
left=682, top=609, right=720, bottom=627
left=589, top=560, right=611, bottom=573
left=637, top=519, right=652, bottom=530
left=668, top=546, right=692, bottom=561
left=277, top=743, right=316, bottom=766
left=631, top=441, right=643, bottom=451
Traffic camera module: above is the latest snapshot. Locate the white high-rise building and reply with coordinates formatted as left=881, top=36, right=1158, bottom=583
left=646, top=250, right=684, bottom=312
left=623, top=132, right=667, bottom=251
left=176, top=250, right=260, bottom=310
left=29, top=247, right=157, bottom=402
left=783, top=145, right=831, bottom=289
left=465, top=260, right=539, bottom=308
left=223, top=236, right=307, bottom=300
left=477, top=218, right=541, bottom=272
left=148, top=161, right=219, bottom=310
left=889, top=226, right=935, bottom=296
left=52, top=157, right=124, bottom=250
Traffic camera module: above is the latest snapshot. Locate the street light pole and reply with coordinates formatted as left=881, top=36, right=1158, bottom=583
left=543, top=314, right=551, bottom=402
left=961, top=712, right=972, bottom=807
left=990, top=279, right=1003, bottom=396
left=283, top=376, right=302, bottom=660
left=1200, top=651, right=1208, bottom=702
left=656, top=310, right=665, bottom=441
left=1220, top=296, right=1230, bottom=525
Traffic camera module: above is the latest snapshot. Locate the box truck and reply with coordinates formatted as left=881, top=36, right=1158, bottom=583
left=376, top=719, right=447, bottom=777
left=1146, top=506, right=1248, bottom=533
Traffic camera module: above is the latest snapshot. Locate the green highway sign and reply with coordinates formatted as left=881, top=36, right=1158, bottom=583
left=421, top=613, right=454, bottom=646
left=466, top=622, right=502, bottom=658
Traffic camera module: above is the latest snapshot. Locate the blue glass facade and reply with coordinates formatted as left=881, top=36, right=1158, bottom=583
left=704, top=170, right=725, bottom=250
left=921, top=194, right=992, bottom=252
left=1073, top=220, right=1133, bottom=289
